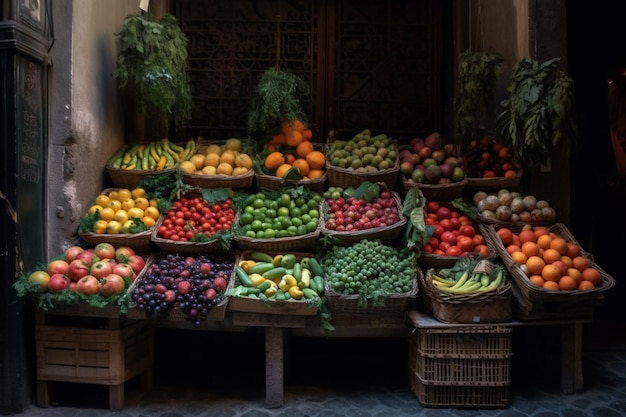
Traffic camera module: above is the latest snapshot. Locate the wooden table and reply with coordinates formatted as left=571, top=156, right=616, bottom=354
left=406, top=310, right=591, bottom=395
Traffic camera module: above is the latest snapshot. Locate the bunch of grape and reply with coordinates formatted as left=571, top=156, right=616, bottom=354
left=130, top=253, right=233, bottom=328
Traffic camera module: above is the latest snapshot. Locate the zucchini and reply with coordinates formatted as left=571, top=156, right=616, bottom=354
left=256, top=280, right=272, bottom=292
left=313, top=275, right=325, bottom=295
left=280, top=254, right=297, bottom=269
left=262, top=266, right=287, bottom=280
left=248, top=261, right=275, bottom=275
left=302, top=288, right=318, bottom=299
left=235, top=266, right=254, bottom=287
left=308, top=257, right=324, bottom=277
left=249, top=251, right=274, bottom=263
left=292, top=262, right=302, bottom=282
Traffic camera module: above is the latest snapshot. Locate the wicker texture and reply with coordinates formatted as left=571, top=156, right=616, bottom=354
left=320, top=192, right=407, bottom=245
left=233, top=225, right=320, bottom=252
left=107, top=166, right=177, bottom=190
left=465, top=168, right=523, bottom=190
left=419, top=268, right=512, bottom=324
left=324, top=268, right=419, bottom=315
left=255, top=171, right=327, bottom=192
left=79, top=230, right=153, bottom=254
left=485, top=222, right=616, bottom=320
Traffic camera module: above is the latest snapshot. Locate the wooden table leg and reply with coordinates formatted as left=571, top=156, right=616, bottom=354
left=560, top=322, right=584, bottom=394
left=264, top=327, right=284, bottom=409
left=108, top=384, right=124, bottom=411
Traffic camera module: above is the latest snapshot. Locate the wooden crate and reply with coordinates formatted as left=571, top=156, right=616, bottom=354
left=35, top=318, right=154, bottom=411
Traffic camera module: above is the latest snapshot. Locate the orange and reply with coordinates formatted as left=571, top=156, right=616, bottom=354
left=542, top=248, right=562, bottom=265
left=264, top=151, right=286, bottom=170
left=521, top=241, right=540, bottom=258
left=506, top=244, right=521, bottom=255
left=286, top=130, right=303, bottom=147
left=581, top=267, right=602, bottom=286
left=305, top=150, right=326, bottom=169
left=296, top=141, right=314, bottom=158
left=566, top=243, right=581, bottom=259
left=529, top=275, right=545, bottom=287
left=578, top=280, right=595, bottom=291
left=95, top=194, right=111, bottom=207
left=99, top=207, right=116, bottom=221
left=275, top=163, right=292, bottom=178
left=549, top=237, right=569, bottom=255
left=144, top=206, right=160, bottom=221
left=269, top=133, right=286, bottom=145
left=518, top=229, right=537, bottom=244
left=117, top=188, right=133, bottom=201
left=542, top=280, right=560, bottom=290
left=510, top=251, right=528, bottom=265
left=541, top=264, right=562, bottom=282
left=558, top=275, right=578, bottom=291
left=291, top=158, right=310, bottom=176
left=496, top=228, right=514, bottom=246
left=534, top=226, right=550, bottom=239
left=475, top=244, right=491, bottom=257
left=292, top=119, right=305, bottom=132
left=525, top=255, right=546, bottom=275
left=307, top=168, right=324, bottom=179
left=285, top=153, right=296, bottom=165
left=572, top=256, right=590, bottom=272
left=141, top=216, right=156, bottom=228
left=301, top=128, right=313, bottom=141
left=537, top=234, right=553, bottom=250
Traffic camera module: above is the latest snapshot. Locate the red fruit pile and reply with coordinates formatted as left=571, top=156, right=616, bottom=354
left=463, top=136, right=522, bottom=179
left=324, top=191, right=401, bottom=232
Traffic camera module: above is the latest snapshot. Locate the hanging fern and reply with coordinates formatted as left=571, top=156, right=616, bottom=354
left=496, top=57, right=577, bottom=168
left=453, top=50, right=504, bottom=143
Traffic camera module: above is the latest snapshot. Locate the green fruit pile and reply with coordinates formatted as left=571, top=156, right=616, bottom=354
left=327, top=129, right=397, bottom=172
left=236, top=190, right=322, bottom=239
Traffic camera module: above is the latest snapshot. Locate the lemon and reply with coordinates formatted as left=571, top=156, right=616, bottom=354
left=235, top=153, right=253, bottom=169
left=205, top=144, right=222, bottom=156
left=190, top=154, right=205, bottom=170
left=99, top=207, right=116, bottom=221
left=114, top=210, right=129, bottom=224
left=134, top=197, right=150, bottom=210
left=204, top=153, right=220, bottom=168
left=131, top=187, right=146, bottom=199
left=217, top=162, right=233, bottom=175
left=108, top=199, right=122, bottom=212
left=219, top=150, right=236, bottom=166
left=117, top=188, right=132, bottom=201
left=179, top=160, right=196, bottom=173
left=141, top=216, right=156, bottom=228
left=127, top=207, right=145, bottom=219
left=232, top=166, right=249, bottom=176
left=144, top=206, right=160, bottom=220
left=121, top=198, right=135, bottom=211
left=121, top=219, right=137, bottom=233
left=201, top=165, right=217, bottom=175
left=93, top=220, right=108, bottom=234
left=225, top=138, right=243, bottom=152
left=95, top=194, right=111, bottom=207
left=88, top=204, right=103, bottom=215
left=106, top=220, right=122, bottom=234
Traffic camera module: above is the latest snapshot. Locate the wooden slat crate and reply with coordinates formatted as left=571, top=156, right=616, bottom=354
left=35, top=319, right=154, bottom=411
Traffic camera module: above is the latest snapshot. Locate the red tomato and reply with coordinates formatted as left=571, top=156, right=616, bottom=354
left=457, top=236, right=474, bottom=253
left=459, top=225, right=476, bottom=237
left=436, top=206, right=451, bottom=220
left=440, top=231, right=456, bottom=244
left=439, top=218, right=454, bottom=231
left=432, top=224, right=444, bottom=238
left=472, top=234, right=485, bottom=246
left=426, top=201, right=440, bottom=213
left=445, top=246, right=462, bottom=256
left=438, top=241, right=451, bottom=252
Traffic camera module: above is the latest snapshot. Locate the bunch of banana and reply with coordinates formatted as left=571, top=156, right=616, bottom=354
left=108, top=137, right=196, bottom=170
left=428, top=258, right=507, bottom=294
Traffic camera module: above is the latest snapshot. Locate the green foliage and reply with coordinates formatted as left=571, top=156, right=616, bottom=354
left=138, top=169, right=193, bottom=213
left=496, top=57, right=577, bottom=168
left=247, top=66, right=310, bottom=135
left=401, top=187, right=427, bottom=253
left=113, top=13, right=192, bottom=131
left=453, top=50, right=504, bottom=142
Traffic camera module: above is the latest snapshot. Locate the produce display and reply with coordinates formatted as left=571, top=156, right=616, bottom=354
left=422, top=201, right=490, bottom=257
left=428, top=257, right=507, bottom=294
left=326, top=129, right=397, bottom=172
left=82, top=187, right=160, bottom=234
left=463, top=136, right=522, bottom=179
left=400, top=132, right=466, bottom=185
left=473, top=189, right=556, bottom=223
left=320, top=239, right=416, bottom=304
left=179, top=138, right=254, bottom=177
left=108, top=137, right=196, bottom=171
left=229, top=251, right=324, bottom=303
left=322, top=184, right=402, bottom=232
left=494, top=224, right=601, bottom=291
left=235, top=189, right=322, bottom=239
left=154, top=189, right=236, bottom=242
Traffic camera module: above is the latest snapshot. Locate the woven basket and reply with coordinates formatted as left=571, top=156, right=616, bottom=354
left=182, top=139, right=256, bottom=189
left=79, top=231, right=153, bottom=254
left=465, top=168, right=523, bottom=190
left=485, top=222, right=616, bottom=319
left=255, top=142, right=327, bottom=191
left=233, top=223, right=321, bottom=252
left=420, top=267, right=512, bottom=324
left=320, top=192, right=407, bottom=245
left=324, top=269, right=419, bottom=316
left=325, top=140, right=400, bottom=190
left=126, top=252, right=236, bottom=322
left=409, top=177, right=468, bottom=201
left=107, top=166, right=177, bottom=190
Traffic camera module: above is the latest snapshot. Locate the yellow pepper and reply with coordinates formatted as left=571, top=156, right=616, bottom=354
left=249, top=273, right=266, bottom=287
left=288, top=285, right=304, bottom=300
left=239, top=260, right=256, bottom=274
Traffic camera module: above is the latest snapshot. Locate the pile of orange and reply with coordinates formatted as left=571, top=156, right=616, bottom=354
left=497, top=225, right=601, bottom=291
left=262, top=120, right=326, bottom=180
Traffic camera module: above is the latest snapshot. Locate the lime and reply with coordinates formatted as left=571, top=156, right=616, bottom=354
left=308, top=208, right=320, bottom=219
left=263, top=229, right=276, bottom=239
left=239, top=212, right=253, bottom=225
left=300, top=213, right=312, bottom=224
left=279, top=216, right=292, bottom=229
left=278, top=193, right=291, bottom=207
left=261, top=222, right=273, bottom=230
left=252, top=198, right=265, bottom=209
left=253, top=210, right=266, bottom=222
left=308, top=199, right=320, bottom=211
left=256, top=230, right=265, bottom=239
left=251, top=219, right=263, bottom=231
left=290, top=207, right=302, bottom=218
left=287, top=225, right=298, bottom=236
left=265, top=208, right=277, bottom=219
left=245, top=230, right=256, bottom=238
left=244, top=205, right=255, bottom=214
left=272, top=220, right=283, bottom=230
left=268, top=200, right=278, bottom=211
left=277, top=230, right=289, bottom=238
left=296, top=197, right=306, bottom=207
left=277, top=207, right=290, bottom=217
left=296, top=224, right=307, bottom=235
left=305, top=220, right=318, bottom=233
left=291, top=217, right=303, bottom=227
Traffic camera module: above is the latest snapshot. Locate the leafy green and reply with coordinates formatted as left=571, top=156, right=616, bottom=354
left=138, top=169, right=193, bottom=213
left=496, top=57, right=577, bottom=167
left=353, top=181, right=380, bottom=202
left=401, top=187, right=427, bottom=253
left=113, top=13, right=192, bottom=131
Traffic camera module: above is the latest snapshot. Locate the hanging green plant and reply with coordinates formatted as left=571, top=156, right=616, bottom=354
left=496, top=57, right=577, bottom=168
left=113, top=12, right=192, bottom=135
left=453, top=50, right=504, bottom=143
left=247, top=66, right=310, bottom=137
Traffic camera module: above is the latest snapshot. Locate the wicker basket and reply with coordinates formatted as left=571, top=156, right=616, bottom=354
left=419, top=267, right=512, bottom=324
left=485, top=222, right=616, bottom=320
left=107, top=166, right=177, bottom=190
left=406, top=177, right=468, bottom=201
left=465, top=168, right=523, bottom=190
left=233, top=224, right=321, bottom=252
left=324, top=268, right=419, bottom=316
left=79, top=230, right=153, bottom=254
left=182, top=139, right=256, bottom=189
left=255, top=142, right=328, bottom=191
left=320, top=192, right=407, bottom=245
left=326, top=140, right=400, bottom=190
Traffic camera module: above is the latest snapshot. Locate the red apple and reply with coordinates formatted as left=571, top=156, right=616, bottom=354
left=75, top=249, right=96, bottom=266
left=48, top=273, right=70, bottom=293
left=68, top=281, right=77, bottom=292
left=75, top=275, right=101, bottom=295
left=90, top=259, right=114, bottom=280
left=64, top=246, right=85, bottom=263
left=99, top=273, right=126, bottom=297
left=127, top=255, right=146, bottom=275
left=67, top=259, right=90, bottom=282
left=47, top=259, right=70, bottom=276
left=94, top=242, right=116, bottom=260
left=114, top=246, right=136, bottom=263
left=112, top=262, right=134, bottom=281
